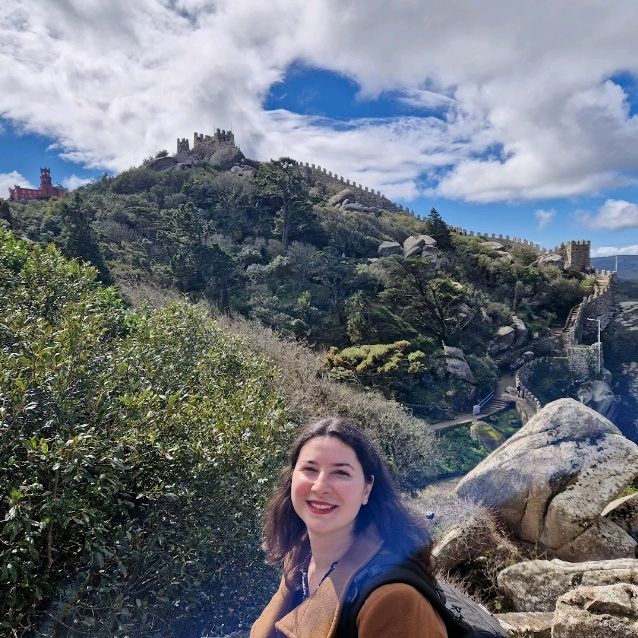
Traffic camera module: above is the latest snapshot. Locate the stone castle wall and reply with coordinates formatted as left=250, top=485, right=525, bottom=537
left=175, top=128, right=236, bottom=160
left=299, top=163, right=406, bottom=213
left=449, top=225, right=542, bottom=250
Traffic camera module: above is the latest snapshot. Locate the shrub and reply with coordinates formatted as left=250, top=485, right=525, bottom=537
left=0, top=230, right=292, bottom=636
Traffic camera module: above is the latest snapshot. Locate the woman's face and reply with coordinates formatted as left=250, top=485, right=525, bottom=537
left=291, top=435, right=373, bottom=543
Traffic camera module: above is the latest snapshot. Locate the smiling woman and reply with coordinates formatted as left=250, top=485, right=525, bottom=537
left=251, top=417, right=447, bottom=638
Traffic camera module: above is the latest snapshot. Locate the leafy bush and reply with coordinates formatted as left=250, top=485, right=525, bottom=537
left=0, top=230, right=292, bottom=636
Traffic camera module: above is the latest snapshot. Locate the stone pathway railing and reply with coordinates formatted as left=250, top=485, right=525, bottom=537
left=514, top=357, right=549, bottom=415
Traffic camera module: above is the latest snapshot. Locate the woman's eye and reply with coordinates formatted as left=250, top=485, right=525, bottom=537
left=335, top=470, right=350, bottom=477
left=301, top=466, right=317, bottom=473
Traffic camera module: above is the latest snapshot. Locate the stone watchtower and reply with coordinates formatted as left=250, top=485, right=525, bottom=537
left=563, top=240, right=591, bottom=272
left=175, top=127, right=240, bottom=163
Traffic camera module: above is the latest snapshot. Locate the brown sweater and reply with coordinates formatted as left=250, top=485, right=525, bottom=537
left=250, top=528, right=447, bottom=638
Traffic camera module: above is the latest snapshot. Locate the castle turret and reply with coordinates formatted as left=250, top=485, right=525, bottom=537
left=176, top=137, right=190, bottom=155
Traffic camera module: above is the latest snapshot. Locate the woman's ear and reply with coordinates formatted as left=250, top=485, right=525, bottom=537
left=362, top=474, right=374, bottom=505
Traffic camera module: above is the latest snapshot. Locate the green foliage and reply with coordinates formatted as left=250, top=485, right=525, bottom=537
left=326, top=341, right=428, bottom=387
left=424, top=208, right=452, bottom=251
left=53, top=193, right=113, bottom=284
left=0, top=229, right=291, bottom=636
left=254, top=158, right=315, bottom=250
left=432, top=409, right=522, bottom=478
left=377, top=256, right=476, bottom=343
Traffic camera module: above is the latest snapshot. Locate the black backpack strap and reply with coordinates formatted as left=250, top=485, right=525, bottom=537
left=337, top=552, right=474, bottom=638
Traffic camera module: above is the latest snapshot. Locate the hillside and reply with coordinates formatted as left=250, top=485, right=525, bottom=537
left=2, top=144, right=596, bottom=421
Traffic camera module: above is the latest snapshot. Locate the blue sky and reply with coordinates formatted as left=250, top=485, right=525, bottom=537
left=3, top=1, right=638, bottom=255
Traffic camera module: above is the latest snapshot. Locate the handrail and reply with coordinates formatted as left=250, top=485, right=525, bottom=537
left=478, top=391, right=495, bottom=409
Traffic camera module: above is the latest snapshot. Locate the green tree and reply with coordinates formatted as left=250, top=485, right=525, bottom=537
left=424, top=207, right=453, bottom=251
left=55, top=193, right=113, bottom=284
left=254, top=157, right=313, bottom=250
left=378, top=256, right=474, bottom=343
left=158, top=202, right=241, bottom=306
left=0, top=199, right=13, bottom=226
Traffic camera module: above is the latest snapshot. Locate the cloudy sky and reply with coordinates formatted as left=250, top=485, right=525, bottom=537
left=3, top=1, right=638, bottom=255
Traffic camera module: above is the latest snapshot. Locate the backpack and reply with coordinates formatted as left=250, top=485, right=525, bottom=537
left=336, top=552, right=507, bottom=637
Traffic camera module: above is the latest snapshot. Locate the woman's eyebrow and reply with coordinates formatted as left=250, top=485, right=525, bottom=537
left=333, top=462, right=355, bottom=469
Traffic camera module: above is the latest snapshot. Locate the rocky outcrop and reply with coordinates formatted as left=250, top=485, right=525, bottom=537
left=481, top=241, right=505, bottom=251
left=497, top=558, right=638, bottom=612
left=456, top=399, right=638, bottom=560
left=511, top=316, right=528, bottom=347
left=603, top=493, right=638, bottom=540
left=443, top=346, right=476, bottom=384
left=342, top=202, right=379, bottom=213
left=493, top=326, right=516, bottom=352
left=432, top=516, right=504, bottom=573
left=470, top=421, right=504, bottom=451
left=208, top=145, right=244, bottom=169
left=403, top=234, right=437, bottom=258
left=230, top=164, right=256, bottom=177
left=536, top=253, right=565, bottom=269
left=495, top=612, right=553, bottom=637
left=377, top=241, right=402, bottom=257
left=552, top=584, right=638, bottom=637
left=147, top=156, right=177, bottom=171
left=328, top=188, right=354, bottom=207
left=575, top=378, right=621, bottom=421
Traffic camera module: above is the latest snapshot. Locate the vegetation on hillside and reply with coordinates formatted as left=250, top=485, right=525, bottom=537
left=4, top=157, right=595, bottom=416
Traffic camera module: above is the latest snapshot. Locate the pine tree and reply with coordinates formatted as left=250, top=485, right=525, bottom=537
left=425, top=207, right=453, bottom=251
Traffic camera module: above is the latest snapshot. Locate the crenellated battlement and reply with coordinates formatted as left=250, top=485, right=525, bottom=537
left=176, top=127, right=237, bottom=159
left=176, top=138, right=190, bottom=154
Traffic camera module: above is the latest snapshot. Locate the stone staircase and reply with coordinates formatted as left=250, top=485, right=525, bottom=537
left=481, top=395, right=512, bottom=413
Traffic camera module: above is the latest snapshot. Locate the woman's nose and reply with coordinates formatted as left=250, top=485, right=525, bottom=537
left=311, top=471, right=330, bottom=493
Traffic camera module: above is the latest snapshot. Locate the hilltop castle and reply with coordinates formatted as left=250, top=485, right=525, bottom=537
left=175, top=128, right=237, bottom=161
left=9, top=168, right=66, bottom=202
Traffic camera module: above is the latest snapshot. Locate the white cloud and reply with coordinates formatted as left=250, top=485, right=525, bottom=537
left=535, top=208, right=555, bottom=230
left=579, top=199, right=638, bottom=229
left=2, top=1, right=638, bottom=203
left=592, top=245, right=638, bottom=257
left=62, top=174, right=94, bottom=190
left=0, top=171, right=35, bottom=198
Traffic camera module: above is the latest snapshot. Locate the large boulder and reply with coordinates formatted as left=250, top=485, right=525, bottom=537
left=603, top=493, right=638, bottom=540
left=552, top=584, right=638, bottom=637
left=328, top=188, right=354, bottom=207
left=576, top=379, right=621, bottom=421
left=208, top=145, right=244, bottom=169
left=432, top=516, right=504, bottom=573
left=443, top=345, right=476, bottom=384
left=497, top=558, right=638, bottom=612
left=511, top=315, right=528, bottom=347
left=342, top=202, right=378, bottom=213
left=492, top=326, right=516, bottom=352
left=403, top=234, right=437, bottom=258
left=147, top=156, right=177, bottom=171
left=481, top=241, right=505, bottom=251
left=378, top=241, right=403, bottom=257
left=495, top=612, right=553, bottom=637
left=456, top=399, right=638, bottom=560
left=536, top=253, right=565, bottom=269
left=470, top=421, right=505, bottom=451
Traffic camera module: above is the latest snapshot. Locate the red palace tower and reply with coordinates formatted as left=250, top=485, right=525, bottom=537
left=9, top=168, right=66, bottom=202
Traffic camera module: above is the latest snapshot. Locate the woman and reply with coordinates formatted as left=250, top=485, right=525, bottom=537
left=251, top=417, right=447, bottom=638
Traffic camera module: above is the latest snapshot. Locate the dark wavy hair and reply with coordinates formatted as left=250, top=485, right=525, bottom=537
left=262, top=417, right=434, bottom=584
